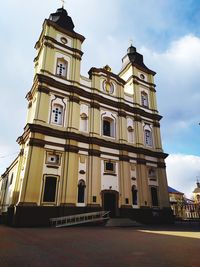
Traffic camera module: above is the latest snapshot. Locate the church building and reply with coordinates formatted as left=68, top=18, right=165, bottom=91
left=0, top=6, right=172, bottom=226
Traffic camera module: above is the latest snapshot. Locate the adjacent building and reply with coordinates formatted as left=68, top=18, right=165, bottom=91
left=193, top=180, right=200, bottom=204
left=0, top=7, right=172, bottom=226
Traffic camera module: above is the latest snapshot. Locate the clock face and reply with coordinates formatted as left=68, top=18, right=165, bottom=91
left=103, top=80, right=114, bottom=94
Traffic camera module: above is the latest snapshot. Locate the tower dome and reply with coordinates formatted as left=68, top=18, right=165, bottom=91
left=49, top=7, right=75, bottom=32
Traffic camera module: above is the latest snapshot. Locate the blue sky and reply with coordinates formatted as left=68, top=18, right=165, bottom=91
left=1, top=0, right=200, bottom=197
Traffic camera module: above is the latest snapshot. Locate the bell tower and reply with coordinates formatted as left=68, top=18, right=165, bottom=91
left=34, top=7, right=85, bottom=83
left=26, top=7, right=85, bottom=126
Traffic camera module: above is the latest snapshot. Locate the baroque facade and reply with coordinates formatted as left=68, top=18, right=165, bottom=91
left=0, top=7, right=172, bottom=226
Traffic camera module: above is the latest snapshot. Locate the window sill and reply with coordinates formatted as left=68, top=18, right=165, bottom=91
left=76, top=203, right=86, bottom=207
left=46, top=165, right=59, bottom=169
left=145, top=145, right=153, bottom=148
left=41, top=203, right=57, bottom=206
left=142, top=105, right=149, bottom=109
left=149, top=178, right=157, bottom=181
left=55, top=74, right=67, bottom=80
left=102, top=135, right=116, bottom=140
left=50, top=122, right=63, bottom=127
left=103, top=173, right=117, bottom=176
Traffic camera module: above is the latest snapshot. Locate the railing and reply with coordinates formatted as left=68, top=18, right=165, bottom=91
left=50, top=211, right=110, bottom=228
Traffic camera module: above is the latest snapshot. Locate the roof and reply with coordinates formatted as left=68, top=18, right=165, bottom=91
left=168, top=186, right=184, bottom=195
left=193, top=187, right=200, bottom=193
left=193, top=182, right=200, bottom=193
left=120, top=45, right=156, bottom=76
left=49, top=8, right=75, bottom=32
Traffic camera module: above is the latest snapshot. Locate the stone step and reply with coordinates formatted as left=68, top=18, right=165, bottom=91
left=105, top=218, right=143, bottom=227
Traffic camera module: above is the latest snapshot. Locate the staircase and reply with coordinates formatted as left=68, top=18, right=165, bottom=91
left=50, top=211, right=110, bottom=228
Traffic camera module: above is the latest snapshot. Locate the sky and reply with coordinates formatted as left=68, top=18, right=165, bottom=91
left=0, top=0, right=200, bottom=198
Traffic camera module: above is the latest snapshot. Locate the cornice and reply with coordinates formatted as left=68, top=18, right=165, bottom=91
left=126, top=75, right=156, bottom=89
left=27, top=135, right=167, bottom=167
left=33, top=74, right=162, bottom=121
left=44, top=36, right=84, bottom=57
left=19, top=123, right=168, bottom=160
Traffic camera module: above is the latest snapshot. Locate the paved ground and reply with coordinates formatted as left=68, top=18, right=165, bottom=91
left=0, top=222, right=200, bottom=267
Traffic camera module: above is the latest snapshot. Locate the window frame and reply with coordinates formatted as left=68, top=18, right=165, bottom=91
left=102, top=117, right=115, bottom=138
left=56, top=58, right=68, bottom=78
left=51, top=103, right=64, bottom=125
left=45, top=151, right=61, bottom=166
left=41, top=175, right=59, bottom=205
left=141, top=91, right=149, bottom=108
left=77, top=179, right=86, bottom=204
left=144, top=129, right=153, bottom=147
left=104, top=160, right=116, bottom=174
left=150, top=186, right=159, bottom=207
left=132, top=185, right=138, bottom=206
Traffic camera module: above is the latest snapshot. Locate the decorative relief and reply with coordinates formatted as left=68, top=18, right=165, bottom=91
left=103, top=80, right=114, bottom=94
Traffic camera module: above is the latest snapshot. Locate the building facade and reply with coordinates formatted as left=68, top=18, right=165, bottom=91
left=193, top=180, right=200, bottom=204
left=0, top=7, right=172, bottom=226
left=168, top=184, right=200, bottom=220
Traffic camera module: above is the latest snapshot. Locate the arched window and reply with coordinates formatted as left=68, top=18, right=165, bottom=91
left=43, top=176, right=57, bottom=203
left=77, top=180, right=86, bottom=203
left=51, top=104, right=63, bottom=125
left=132, top=185, right=138, bottom=205
left=127, top=126, right=134, bottom=143
left=103, top=117, right=115, bottom=137
left=141, top=92, right=149, bottom=107
left=56, top=58, right=67, bottom=78
left=151, top=187, right=159, bottom=206
left=144, top=129, right=152, bottom=147
left=80, top=113, right=88, bottom=132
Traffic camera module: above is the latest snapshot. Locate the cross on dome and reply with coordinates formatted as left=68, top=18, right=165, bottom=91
left=60, top=0, right=66, bottom=8
left=129, top=38, right=133, bottom=46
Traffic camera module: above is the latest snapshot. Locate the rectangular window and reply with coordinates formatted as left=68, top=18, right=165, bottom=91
left=145, top=130, right=152, bottom=147
left=103, top=120, right=111, bottom=136
left=104, top=161, right=116, bottom=174
left=151, top=187, right=159, bottom=207
left=56, top=59, right=67, bottom=78
left=51, top=104, right=63, bottom=125
left=141, top=92, right=149, bottom=107
left=43, top=176, right=57, bottom=203
left=9, top=173, right=14, bottom=185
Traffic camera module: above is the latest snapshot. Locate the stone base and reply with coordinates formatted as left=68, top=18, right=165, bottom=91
left=119, top=207, right=174, bottom=224
left=5, top=205, right=101, bottom=227
left=3, top=205, right=174, bottom=227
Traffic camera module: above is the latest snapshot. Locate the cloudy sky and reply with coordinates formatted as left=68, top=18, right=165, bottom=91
left=0, top=0, right=200, bottom=197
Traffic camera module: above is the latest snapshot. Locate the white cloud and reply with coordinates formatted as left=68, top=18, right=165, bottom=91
left=166, top=154, right=200, bottom=198
left=141, top=35, right=200, bottom=118
left=139, top=34, right=200, bottom=149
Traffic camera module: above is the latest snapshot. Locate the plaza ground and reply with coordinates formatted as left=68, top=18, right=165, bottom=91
left=0, top=222, right=199, bottom=267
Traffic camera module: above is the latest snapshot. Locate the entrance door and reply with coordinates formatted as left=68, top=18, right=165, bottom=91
left=102, top=191, right=118, bottom=217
